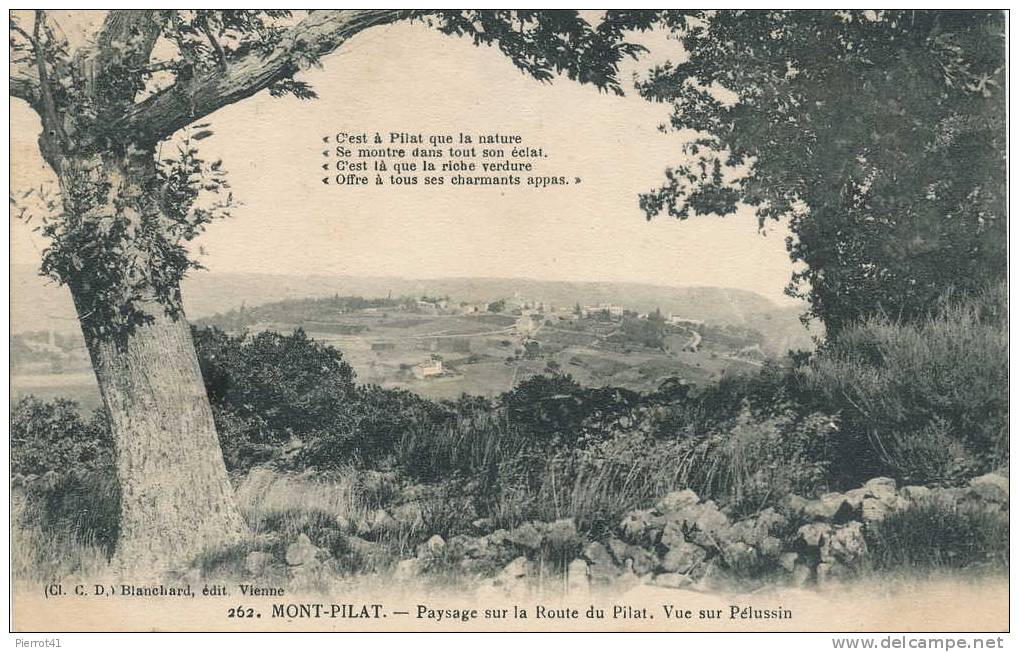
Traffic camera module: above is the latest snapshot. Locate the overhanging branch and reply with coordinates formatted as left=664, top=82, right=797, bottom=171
left=10, top=70, right=39, bottom=104
left=102, top=9, right=410, bottom=146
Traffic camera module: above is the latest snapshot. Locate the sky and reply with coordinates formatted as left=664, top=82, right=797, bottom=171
left=9, top=12, right=800, bottom=305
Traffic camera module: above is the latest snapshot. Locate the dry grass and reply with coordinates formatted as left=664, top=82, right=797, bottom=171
left=235, top=467, right=365, bottom=526
left=11, top=497, right=111, bottom=584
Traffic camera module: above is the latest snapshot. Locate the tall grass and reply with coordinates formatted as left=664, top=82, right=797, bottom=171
left=11, top=487, right=113, bottom=583
left=864, top=499, right=1008, bottom=570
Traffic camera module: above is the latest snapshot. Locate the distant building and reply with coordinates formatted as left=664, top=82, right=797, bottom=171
left=581, top=303, right=624, bottom=318
left=668, top=315, right=705, bottom=327
left=412, top=358, right=444, bottom=379
left=371, top=341, right=395, bottom=351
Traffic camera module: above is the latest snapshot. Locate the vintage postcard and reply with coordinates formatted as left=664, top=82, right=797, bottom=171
left=8, top=8, right=1009, bottom=637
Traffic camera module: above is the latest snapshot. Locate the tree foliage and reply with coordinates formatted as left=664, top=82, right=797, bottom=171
left=639, top=10, right=1006, bottom=335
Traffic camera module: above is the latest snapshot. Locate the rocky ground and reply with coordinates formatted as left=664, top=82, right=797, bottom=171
left=252, top=471, right=1008, bottom=595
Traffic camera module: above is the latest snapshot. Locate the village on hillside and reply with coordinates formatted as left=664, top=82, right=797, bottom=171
left=11, top=291, right=771, bottom=407
left=190, top=292, right=770, bottom=400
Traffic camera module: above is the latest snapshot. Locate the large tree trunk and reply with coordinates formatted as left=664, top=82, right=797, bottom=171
left=82, top=294, right=249, bottom=571
left=56, top=148, right=248, bottom=572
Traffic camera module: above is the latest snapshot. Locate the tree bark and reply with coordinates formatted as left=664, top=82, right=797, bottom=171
left=56, top=149, right=248, bottom=572
left=83, top=295, right=249, bottom=572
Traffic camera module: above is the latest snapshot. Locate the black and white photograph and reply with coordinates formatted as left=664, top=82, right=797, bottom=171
left=7, top=7, right=1011, bottom=640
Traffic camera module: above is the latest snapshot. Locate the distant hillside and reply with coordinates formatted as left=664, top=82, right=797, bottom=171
left=10, top=265, right=816, bottom=353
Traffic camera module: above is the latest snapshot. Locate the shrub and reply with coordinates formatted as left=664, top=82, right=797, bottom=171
left=11, top=397, right=120, bottom=558
left=806, top=282, right=1008, bottom=485
left=11, top=397, right=113, bottom=478
left=194, top=326, right=355, bottom=435
left=193, top=326, right=451, bottom=471
left=864, top=500, right=1008, bottom=570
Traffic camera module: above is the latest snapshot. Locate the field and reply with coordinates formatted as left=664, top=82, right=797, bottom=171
left=11, top=293, right=769, bottom=407
left=226, top=307, right=765, bottom=401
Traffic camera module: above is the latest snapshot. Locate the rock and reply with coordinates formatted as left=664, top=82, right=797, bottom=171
left=628, top=547, right=657, bottom=576
left=567, top=559, right=589, bottom=593
left=345, top=535, right=379, bottom=559
left=660, top=501, right=720, bottom=539
left=816, top=561, right=849, bottom=585
left=500, top=556, right=530, bottom=580
left=545, top=518, right=579, bottom=547
left=613, top=570, right=643, bottom=593
left=458, top=534, right=491, bottom=560
left=728, top=510, right=782, bottom=548
left=694, top=501, right=730, bottom=534
left=285, top=534, right=321, bottom=566
left=660, top=520, right=687, bottom=549
left=756, top=508, right=788, bottom=534
left=245, top=551, right=273, bottom=575
left=606, top=537, right=629, bottom=563
left=686, top=528, right=717, bottom=550
left=656, top=489, right=699, bottom=514
left=583, top=542, right=620, bottom=584
left=487, top=529, right=509, bottom=546
left=353, top=516, right=373, bottom=537
left=864, top=477, right=898, bottom=499
left=798, top=522, right=831, bottom=548
left=582, top=541, right=613, bottom=566
left=288, top=559, right=324, bottom=590
left=790, top=562, right=812, bottom=587
left=417, top=534, right=446, bottom=558
left=861, top=497, right=890, bottom=522
left=401, top=484, right=429, bottom=501
left=619, top=509, right=662, bottom=545
left=822, top=521, right=867, bottom=565
left=969, top=473, right=1009, bottom=504
left=759, top=535, right=783, bottom=559
left=721, top=541, right=757, bottom=570
left=394, top=558, right=421, bottom=581
left=506, top=522, right=544, bottom=550
left=691, top=559, right=726, bottom=591
left=660, top=541, right=706, bottom=574
left=805, top=492, right=857, bottom=522
left=653, top=572, right=693, bottom=589
left=779, top=552, right=799, bottom=572
left=901, top=485, right=933, bottom=503
left=844, top=488, right=868, bottom=510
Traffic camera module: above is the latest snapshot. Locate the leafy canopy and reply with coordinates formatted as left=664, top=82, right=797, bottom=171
left=638, top=10, right=1006, bottom=335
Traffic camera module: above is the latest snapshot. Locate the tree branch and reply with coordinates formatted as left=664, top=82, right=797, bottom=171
left=102, top=9, right=410, bottom=146
left=33, top=11, right=62, bottom=136
left=200, top=20, right=227, bottom=71
left=10, top=68, right=39, bottom=104
left=94, top=9, right=164, bottom=71
left=71, top=9, right=164, bottom=102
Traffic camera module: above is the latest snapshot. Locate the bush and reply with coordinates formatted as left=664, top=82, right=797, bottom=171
left=806, top=282, right=1008, bottom=485
left=194, top=326, right=355, bottom=435
left=11, top=397, right=120, bottom=557
left=11, top=397, right=113, bottom=478
left=864, top=500, right=1008, bottom=570
left=193, top=326, right=451, bottom=471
